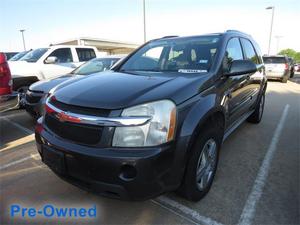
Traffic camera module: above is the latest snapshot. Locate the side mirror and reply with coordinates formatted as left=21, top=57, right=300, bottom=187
left=45, top=56, right=58, bottom=64
left=226, top=60, right=257, bottom=76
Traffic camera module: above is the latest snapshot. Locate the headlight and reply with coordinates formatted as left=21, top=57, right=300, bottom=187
left=112, top=100, right=176, bottom=147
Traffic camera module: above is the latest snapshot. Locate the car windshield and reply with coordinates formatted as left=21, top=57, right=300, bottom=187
left=20, top=48, right=48, bottom=62
left=119, top=36, right=220, bottom=73
left=9, top=50, right=31, bottom=61
left=72, top=58, right=120, bottom=75
left=263, top=57, right=286, bottom=64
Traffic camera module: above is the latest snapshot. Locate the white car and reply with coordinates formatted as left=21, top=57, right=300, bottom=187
left=8, top=45, right=98, bottom=101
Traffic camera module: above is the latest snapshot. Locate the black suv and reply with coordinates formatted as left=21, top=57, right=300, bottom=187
left=35, top=30, right=267, bottom=201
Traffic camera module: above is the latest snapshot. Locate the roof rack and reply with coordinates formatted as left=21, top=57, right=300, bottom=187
left=225, top=30, right=244, bottom=33
left=225, top=30, right=252, bottom=37
left=161, top=35, right=179, bottom=39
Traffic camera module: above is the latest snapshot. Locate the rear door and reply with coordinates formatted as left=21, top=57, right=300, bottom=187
left=239, top=38, right=263, bottom=110
left=74, top=48, right=96, bottom=67
left=263, top=57, right=286, bottom=76
left=223, top=37, right=250, bottom=126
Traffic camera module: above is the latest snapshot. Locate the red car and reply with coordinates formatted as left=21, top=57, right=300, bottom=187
left=0, top=52, right=19, bottom=113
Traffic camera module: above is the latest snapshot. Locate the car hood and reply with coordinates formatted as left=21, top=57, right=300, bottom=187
left=29, top=75, right=82, bottom=93
left=54, top=71, right=211, bottom=110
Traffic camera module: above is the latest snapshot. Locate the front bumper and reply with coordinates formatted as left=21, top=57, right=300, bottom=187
left=24, top=93, right=46, bottom=118
left=0, top=92, right=19, bottom=113
left=36, top=128, right=182, bottom=200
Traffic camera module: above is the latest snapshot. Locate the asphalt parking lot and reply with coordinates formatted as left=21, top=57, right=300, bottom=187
left=1, top=74, right=299, bottom=225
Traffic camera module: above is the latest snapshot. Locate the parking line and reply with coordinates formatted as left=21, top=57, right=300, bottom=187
left=1, top=117, right=34, bottom=135
left=238, top=104, right=290, bottom=225
left=0, top=134, right=35, bottom=153
left=153, top=196, right=224, bottom=225
left=0, top=153, right=40, bottom=170
left=0, top=110, right=27, bottom=120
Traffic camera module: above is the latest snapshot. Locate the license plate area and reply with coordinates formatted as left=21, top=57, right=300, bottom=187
left=43, top=146, right=65, bottom=174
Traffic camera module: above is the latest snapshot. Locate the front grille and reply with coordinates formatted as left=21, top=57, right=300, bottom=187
left=45, top=114, right=103, bottom=145
left=26, top=91, right=43, bottom=104
left=49, top=98, right=110, bottom=117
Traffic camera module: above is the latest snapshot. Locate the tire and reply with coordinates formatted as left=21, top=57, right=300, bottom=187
left=178, top=123, right=223, bottom=201
left=17, top=86, right=29, bottom=108
left=282, top=76, right=288, bottom=83
left=247, top=92, right=265, bottom=124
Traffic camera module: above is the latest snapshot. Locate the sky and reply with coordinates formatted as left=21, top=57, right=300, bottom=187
left=1, top=0, right=299, bottom=54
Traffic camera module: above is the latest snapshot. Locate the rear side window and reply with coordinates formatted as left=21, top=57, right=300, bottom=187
left=223, top=38, right=243, bottom=72
left=76, top=48, right=96, bottom=62
left=240, top=38, right=259, bottom=65
left=48, top=48, right=73, bottom=63
left=263, top=57, right=286, bottom=64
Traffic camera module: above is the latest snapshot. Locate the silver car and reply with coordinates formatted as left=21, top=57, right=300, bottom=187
left=24, top=56, right=123, bottom=118
left=263, top=55, right=290, bottom=83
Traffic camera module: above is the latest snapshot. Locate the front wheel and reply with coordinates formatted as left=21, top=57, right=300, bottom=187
left=17, top=86, right=29, bottom=108
left=178, top=125, right=222, bottom=201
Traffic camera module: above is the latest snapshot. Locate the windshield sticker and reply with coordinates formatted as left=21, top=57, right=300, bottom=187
left=178, top=69, right=207, bottom=73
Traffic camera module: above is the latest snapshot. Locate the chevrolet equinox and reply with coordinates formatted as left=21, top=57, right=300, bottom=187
left=35, top=30, right=267, bottom=201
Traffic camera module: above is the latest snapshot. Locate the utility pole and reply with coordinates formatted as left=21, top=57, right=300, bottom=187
left=143, top=0, right=146, bottom=43
left=275, top=35, right=283, bottom=54
left=266, top=6, right=275, bottom=55
left=19, top=29, right=26, bottom=51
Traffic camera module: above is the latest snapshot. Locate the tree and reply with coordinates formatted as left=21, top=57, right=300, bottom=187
left=278, top=48, right=300, bottom=63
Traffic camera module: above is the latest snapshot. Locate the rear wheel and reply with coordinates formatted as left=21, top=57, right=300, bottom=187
left=247, top=92, right=265, bottom=123
left=178, top=124, right=222, bottom=201
left=282, top=76, right=288, bottom=83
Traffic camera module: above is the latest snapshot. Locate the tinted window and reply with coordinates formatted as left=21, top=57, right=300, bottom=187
left=48, top=48, right=73, bottom=63
left=76, top=48, right=96, bottom=62
left=263, top=57, right=286, bottom=64
left=223, top=38, right=243, bottom=72
left=9, top=50, right=30, bottom=61
left=240, top=38, right=259, bottom=65
left=20, top=48, right=48, bottom=62
left=72, top=58, right=120, bottom=75
left=120, top=36, right=220, bottom=73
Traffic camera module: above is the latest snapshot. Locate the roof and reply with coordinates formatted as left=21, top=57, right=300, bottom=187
left=52, top=37, right=140, bottom=54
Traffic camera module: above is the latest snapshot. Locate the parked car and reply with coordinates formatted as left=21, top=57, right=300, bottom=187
left=8, top=45, right=98, bottom=103
left=35, top=30, right=267, bottom=201
left=288, top=57, right=295, bottom=78
left=295, top=64, right=300, bottom=72
left=8, top=50, right=31, bottom=61
left=0, top=53, right=19, bottom=113
left=4, top=52, right=19, bottom=60
left=263, top=55, right=290, bottom=83
left=25, top=56, right=123, bottom=118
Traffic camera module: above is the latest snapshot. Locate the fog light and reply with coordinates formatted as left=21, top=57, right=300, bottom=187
left=119, top=164, right=137, bottom=181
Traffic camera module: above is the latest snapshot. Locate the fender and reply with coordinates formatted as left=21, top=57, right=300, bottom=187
left=167, top=90, right=226, bottom=188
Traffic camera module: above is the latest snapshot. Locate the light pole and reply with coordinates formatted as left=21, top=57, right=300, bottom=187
left=266, top=6, right=275, bottom=55
left=275, top=35, right=283, bottom=54
left=19, top=29, right=26, bottom=51
left=143, top=0, right=146, bottom=43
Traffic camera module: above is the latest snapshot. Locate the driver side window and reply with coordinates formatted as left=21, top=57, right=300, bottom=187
left=48, top=48, right=73, bottom=63
left=223, top=38, right=243, bottom=73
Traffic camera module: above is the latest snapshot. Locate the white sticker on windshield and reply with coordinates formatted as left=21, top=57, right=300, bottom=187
left=178, top=69, right=207, bottom=73
left=199, top=59, right=208, bottom=63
